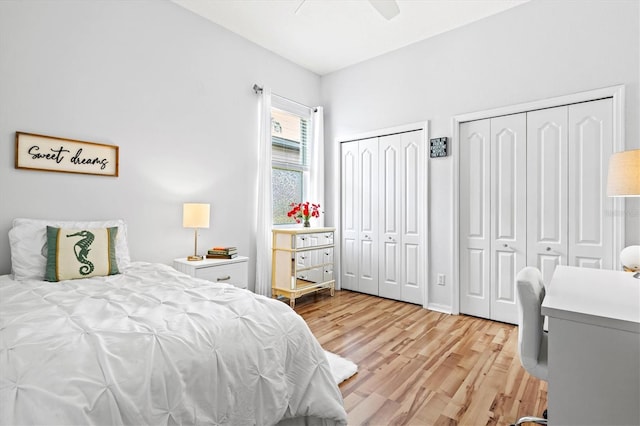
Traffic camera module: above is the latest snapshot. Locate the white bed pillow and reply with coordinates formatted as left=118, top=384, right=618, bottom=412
left=9, top=218, right=131, bottom=281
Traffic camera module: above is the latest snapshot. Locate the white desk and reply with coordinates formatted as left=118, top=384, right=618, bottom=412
left=541, top=266, right=640, bottom=426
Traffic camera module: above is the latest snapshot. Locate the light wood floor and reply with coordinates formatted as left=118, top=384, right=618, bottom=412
left=295, top=290, right=547, bottom=426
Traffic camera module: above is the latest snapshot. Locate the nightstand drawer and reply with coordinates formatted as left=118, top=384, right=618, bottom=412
left=173, top=256, right=249, bottom=290
left=195, top=262, right=248, bottom=289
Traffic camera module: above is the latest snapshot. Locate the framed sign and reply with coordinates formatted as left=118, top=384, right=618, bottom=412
left=15, top=132, right=119, bottom=177
left=430, top=137, right=448, bottom=158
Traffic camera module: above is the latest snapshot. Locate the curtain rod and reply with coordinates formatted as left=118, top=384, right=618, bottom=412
left=252, top=84, right=318, bottom=113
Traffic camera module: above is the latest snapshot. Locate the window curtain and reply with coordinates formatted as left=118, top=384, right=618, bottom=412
left=255, top=87, right=273, bottom=297
left=309, top=106, right=325, bottom=226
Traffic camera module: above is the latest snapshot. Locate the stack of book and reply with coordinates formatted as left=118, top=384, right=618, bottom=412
left=206, top=247, right=238, bottom=259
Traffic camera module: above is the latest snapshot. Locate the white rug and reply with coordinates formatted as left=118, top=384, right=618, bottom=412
left=324, top=350, right=358, bottom=385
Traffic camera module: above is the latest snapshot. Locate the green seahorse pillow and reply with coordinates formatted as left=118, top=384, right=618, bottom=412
left=45, top=226, right=119, bottom=282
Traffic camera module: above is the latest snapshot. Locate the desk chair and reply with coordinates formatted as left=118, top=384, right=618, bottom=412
left=512, top=267, right=548, bottom=426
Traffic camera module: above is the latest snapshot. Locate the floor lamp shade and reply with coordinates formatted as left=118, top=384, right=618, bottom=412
left=607, top=149, right=640, bottom=197
left=183, top=203, right=210, bottom=261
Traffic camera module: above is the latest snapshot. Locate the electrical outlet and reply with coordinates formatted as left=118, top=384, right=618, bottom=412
left=437, top=274, right=446, bottom=286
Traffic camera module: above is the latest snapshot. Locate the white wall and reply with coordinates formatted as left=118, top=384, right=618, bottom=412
left=0, top=0, right=321, bottom=286
left=1, top=0, right=637, bottom=309
left=321, top=0, right=640, bottom=311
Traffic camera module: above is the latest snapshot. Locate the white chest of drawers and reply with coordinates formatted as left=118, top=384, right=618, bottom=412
left=271, top=227, right=335, bottom=308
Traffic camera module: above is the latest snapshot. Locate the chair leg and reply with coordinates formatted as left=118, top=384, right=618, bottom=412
left=510, top=407, right=548, bottom=426
left=510, top=415, right=547, bottom=426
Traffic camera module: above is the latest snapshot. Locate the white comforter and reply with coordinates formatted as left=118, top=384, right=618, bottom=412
left=0, top=262, right=347, bottom=426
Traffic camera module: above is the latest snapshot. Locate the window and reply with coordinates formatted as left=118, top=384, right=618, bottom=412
left=271, top=97, right=313, bottom=225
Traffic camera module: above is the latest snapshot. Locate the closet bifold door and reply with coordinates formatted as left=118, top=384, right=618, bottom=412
left=399, top=131, right=423, bottom=304
left=527, top=106, right=568, bottom=286
left=459, top=119, right=491, bottom=319
left=379, top=134, right=402, bottom=300
left=459, top=114, right=526, bottom=324
left=358, top=137, right=379, bottom=295
left=489, top=114, right=527, bottom=324
left=568, top=98, right=613, bottom=269
left=378, top=130, right=424, bottom=304
left=341, top=141, right=359, bottom=291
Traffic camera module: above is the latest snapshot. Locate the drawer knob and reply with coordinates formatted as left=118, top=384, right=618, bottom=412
left=217, top=275, right=231, bottom=282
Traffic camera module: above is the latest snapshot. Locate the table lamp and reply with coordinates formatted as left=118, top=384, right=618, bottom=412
left=183, top=203, right=210, bottom=261
left=606, top=149, right=640, bottom=277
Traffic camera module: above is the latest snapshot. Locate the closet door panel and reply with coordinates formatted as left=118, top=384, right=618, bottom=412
left=381, top=242, right=399, bottom=288
left=490, top=114, right=526, bottom=324
left=340, top=142, right=359, bottom=290
left=466, top=249, right=487, bottom=298
left=460, top=119, right=491, bottom=319
left=358, top=138, right=379, bottom=295
left=527, top=106, right=568, bottom=286
left=568, top=99, right=613, bottom=269
left=379, top=134, right=401, bottom=300
left=495, top=251, right=516, bottom=303
left=537, top=254, right=563, bottom=289
left=400, top=131, right=423, bottom=304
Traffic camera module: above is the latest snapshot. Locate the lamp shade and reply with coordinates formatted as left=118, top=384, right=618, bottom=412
left=620, top=245, right=640, bottom=272
left=183, top=203, right=210, bottom=228
left=607, top=149, right=640, bottom=197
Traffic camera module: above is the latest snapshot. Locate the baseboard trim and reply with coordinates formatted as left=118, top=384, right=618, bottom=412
left=427, top=303, right=453, bottom=315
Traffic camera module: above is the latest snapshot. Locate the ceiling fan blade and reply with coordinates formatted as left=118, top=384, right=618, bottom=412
left=294, top=0, right=307, bottom=15
left=368, top=0, right=400, bottom=20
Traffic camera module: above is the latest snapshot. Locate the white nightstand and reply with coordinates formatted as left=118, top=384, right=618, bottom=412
left=173, top=256, right=249, bottom=290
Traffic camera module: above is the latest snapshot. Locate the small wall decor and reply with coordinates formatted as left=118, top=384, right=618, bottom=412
left=430, top=137, right=448, bottom=158
left=15, top=132, right=119, bottom=177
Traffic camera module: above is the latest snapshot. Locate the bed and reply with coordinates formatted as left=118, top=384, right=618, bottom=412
left=0, top=218, right=348, bottom=425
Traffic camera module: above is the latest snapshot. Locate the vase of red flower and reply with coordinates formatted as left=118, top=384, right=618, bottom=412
left=287, top=201, right=320, bottom=227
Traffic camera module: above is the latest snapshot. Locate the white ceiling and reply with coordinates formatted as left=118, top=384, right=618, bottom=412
left=173, top=0, right=530, bottom=75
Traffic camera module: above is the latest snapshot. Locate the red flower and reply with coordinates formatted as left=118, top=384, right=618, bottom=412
left=286, top=201, right=321, bottom=223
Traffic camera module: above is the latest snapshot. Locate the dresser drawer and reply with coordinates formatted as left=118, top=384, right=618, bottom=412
left=323, top=265, right=334, bottom=283
left=295, top=231, right=334, bottom=249
left=295, top=234, right=313, bottom=248
left=322, top=247, right=333, bottom=263
left=296, top=266, right=324, bottom=284
left=320, top=232, right=334, bottom=246
left=194, top=262, right=248, bottom=289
